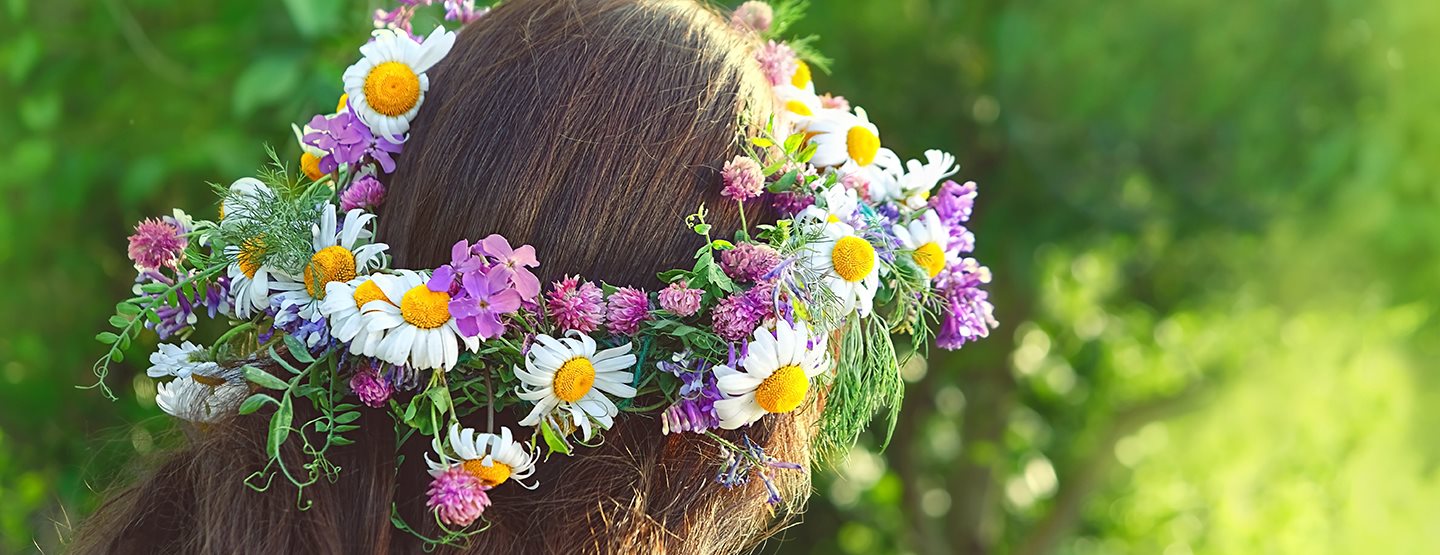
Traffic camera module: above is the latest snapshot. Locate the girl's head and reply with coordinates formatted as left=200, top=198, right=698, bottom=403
left=77, top=0, right=814, bottom=553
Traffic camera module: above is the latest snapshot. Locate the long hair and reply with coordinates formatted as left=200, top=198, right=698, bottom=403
left=74, top=1, right=821, bottom=553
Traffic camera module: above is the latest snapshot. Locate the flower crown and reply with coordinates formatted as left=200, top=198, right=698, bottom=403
left=94, top=0, right=996, bottom=542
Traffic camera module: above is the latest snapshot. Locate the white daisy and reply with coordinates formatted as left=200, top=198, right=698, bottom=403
left=321, top=276, right=394, bottom=356
left=799, top=181, right=860, bottom=225
left=869, top=149, right=959, bottom=209
left=803, top=220, right=881, bottom=317
left=893, top=209, right=956, bottom=280
left=155, top=374, right=247, bottom=424
left=341, top=26, right=456, bottom=141
left=426, top=425, right=539, bottom=489
left=714, top=319, right=829, bottom=429
left=515, top=332, right=638, bottom=440
left=274, top=204, right=389, bottom=324
left=146, top=342, right=220, bottom=379
left=360, top=270, right=478, bottom=371
left=806, top=107, right=886, bottom=168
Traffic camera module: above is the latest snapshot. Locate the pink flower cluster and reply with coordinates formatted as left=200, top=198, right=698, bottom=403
left=712, top=282, right=776, bottom=341
left=720, top=243, right=781, bottom=282
left=427, top=235, right=541, bottom=340
left=349, top=363, right=393, bottom=408
left=658, top=282, right=703, bottom=317
left=721, top=155, right=765, bottom=202
left=755, top=40, right=798, bottom=87
left=426, top=466, right=491, bottom=527
left=730, top=1, right=774, bottom=34
left=547, top=276, right=605, bottom=333
left=127, top=218, right=186, bottom=271
left=606, top=287, right=652, bottom=336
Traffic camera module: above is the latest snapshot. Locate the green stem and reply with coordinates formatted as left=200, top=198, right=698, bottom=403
left=210, top=321, right=257, bottom=359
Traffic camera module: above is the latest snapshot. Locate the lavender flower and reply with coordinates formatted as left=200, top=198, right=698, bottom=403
left=715, top=436, right=803, bottom=505
left=443, top=0, right=488, bottom=23
left=136, top=270, right=231, bottom=339
left=340, top=174, right=386, bottom=211
left=427, top=466, right=491, bottom=527
left=547, top=276, right=605, bottom=333
left=935, top=258, right=998, bottom=350
left=721, top=155, right=766, bottom=202
left=302, top=110, right=403, bottom=174
left=127, top=218, right=186, bottom=270
left=605, top=287, right=651, bottom=336
left=658, top=352, right=721, bottom=434
left=720, top=243, right=781, bottom=283
left=730, top=1, right=774, bottom=34
left=658, top=282, right=703, bottom=317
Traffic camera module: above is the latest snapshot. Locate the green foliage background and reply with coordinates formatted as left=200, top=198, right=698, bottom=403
left=3, top=0, right=1438, bottom=553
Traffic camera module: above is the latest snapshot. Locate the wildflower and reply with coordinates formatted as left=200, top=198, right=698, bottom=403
left=658, top=352, right=722, bottom=434
left=546, top=276, right=605, bottom=333
left=721, top=155, right=765, bottom=201
left=605, top=287, right=651, bottom=336
left=731, top=1, right=774, bottom=33
left=657, top=282, right=703, bottom=317
left=426, top=466, right=491, bottom=527
left=819, top=93, right=850, bottom=111
left=450, top=266, right=523, bottom=340
left=935, top=258, right=998, bottom=350
left=127, top=218, right=186, bottom=270
left=342, top=27, right=456, bottom=141
left=303, top=109, right=404, bottom=174
left=340, top=174, right=387, bottom=211
left=755, top=40, right=798, bottom=87
left=350, top=363, right=394, bottom=408
left=479, top=234, right=541, bottom=301
left=711, top=283, right=776, bottom=342
left=720, top=243, right=781, bottom=282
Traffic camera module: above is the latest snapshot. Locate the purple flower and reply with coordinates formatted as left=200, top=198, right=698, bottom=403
left=755, top=40, right=798, bottom=87
left=931, top=180, right=977, bottom=226
left=721, top=155, right=765, bottom=202
left=658, top=282, right=703, bottom=317
left=935, top=258, right=998, bottom=350
left=127, top=218, right=186, bottom=270
left=350, top=362, right=394, bottom=408
left=715, top=436, right=802, bottom=505
left=658, top=352, right=722, bottom=434
left=340, top=174, right=386, bottom=211
left=711, top=283, right=776, bottom=342
left=443, top=0, right=488, bottom=23
left=766, top=191, right=815, bottom=217
left=547, top=276, right=605, bottom=333
left=730, top=1, right=774, bottom=34
left=136, top=270, right=231, bottom=339
left=450, top=267, right=523, bottom=340
left=605, top=287, right=651, bottom=336
left=302, top=110, right=403, bottom=174
left=720, top=243, right=781, bottom=283
left=427, top=466, right=491, bottom=527
left=479, top=234, right=541, bottom=301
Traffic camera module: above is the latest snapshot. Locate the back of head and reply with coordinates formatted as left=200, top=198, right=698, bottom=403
left=76, top=1, right=809, bottom=554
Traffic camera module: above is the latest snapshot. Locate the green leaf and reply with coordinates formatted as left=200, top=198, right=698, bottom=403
left=244, top=366, right=290, bottom=391
left=330, top=436, right=355, bottom=447
left=140, top=283, right=169, bottom=294
left=266, top=395, right=293, bottom=458
left=749, top=136, right=775, bottom=148
left=334, top=411, right=361, bottom=425
left=281, top=334, right=315, bottom=363
left=116, top=302, right=142, bottom=316
left=540, top=418, right=572, bottom=456
left=96, top=332, right=119, bottom=345
left=108, top=315, right=128, bottom=328
left=783, top=131, right=805, bottom=154
left=711, top=239, right=735, bottom=251
left=238, top=393, right=278, bottom=415
left=767, top=169, right=800, bottom=193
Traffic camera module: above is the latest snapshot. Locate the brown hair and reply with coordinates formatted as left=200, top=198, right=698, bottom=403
left=74, top=0, right=821, bottom=553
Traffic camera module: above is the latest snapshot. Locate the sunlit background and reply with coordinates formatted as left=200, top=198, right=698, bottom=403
left=3, top=0, right=1439, bottom=553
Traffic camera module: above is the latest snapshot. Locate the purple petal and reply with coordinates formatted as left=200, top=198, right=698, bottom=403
left=429, top=265, right=456, bottom=292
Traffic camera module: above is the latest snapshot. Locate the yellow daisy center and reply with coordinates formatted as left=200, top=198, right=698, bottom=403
left=846, top=125, right=880, bottom=166
left=553, top=357, right=596, bottom=403
left=300, top=152, right=324, bottom=181
left=791, top=60, right=812, bottom=88
left=400, top=285, right=451, bottom=329
left=353, top=279, right=388, bottom=311
left=363, top=61, right=421, bottom=117
left=336, top=93, right=350, bottom=113
left=913, top=242, right=946, bottom=279
left=831, top=235, right=876, bottom=282
left=237, top=236, right=266, bottom=279
left=755, top=364, right=809, bottom=413
left=785, top=99, right=813, bottom=116
left=303, top=246, right=357, bottom=298
left=462, top=459, right=512, bottom=487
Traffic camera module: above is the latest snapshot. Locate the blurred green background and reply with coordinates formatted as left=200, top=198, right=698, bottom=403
left=3, top=0, right=1438, bottom=553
